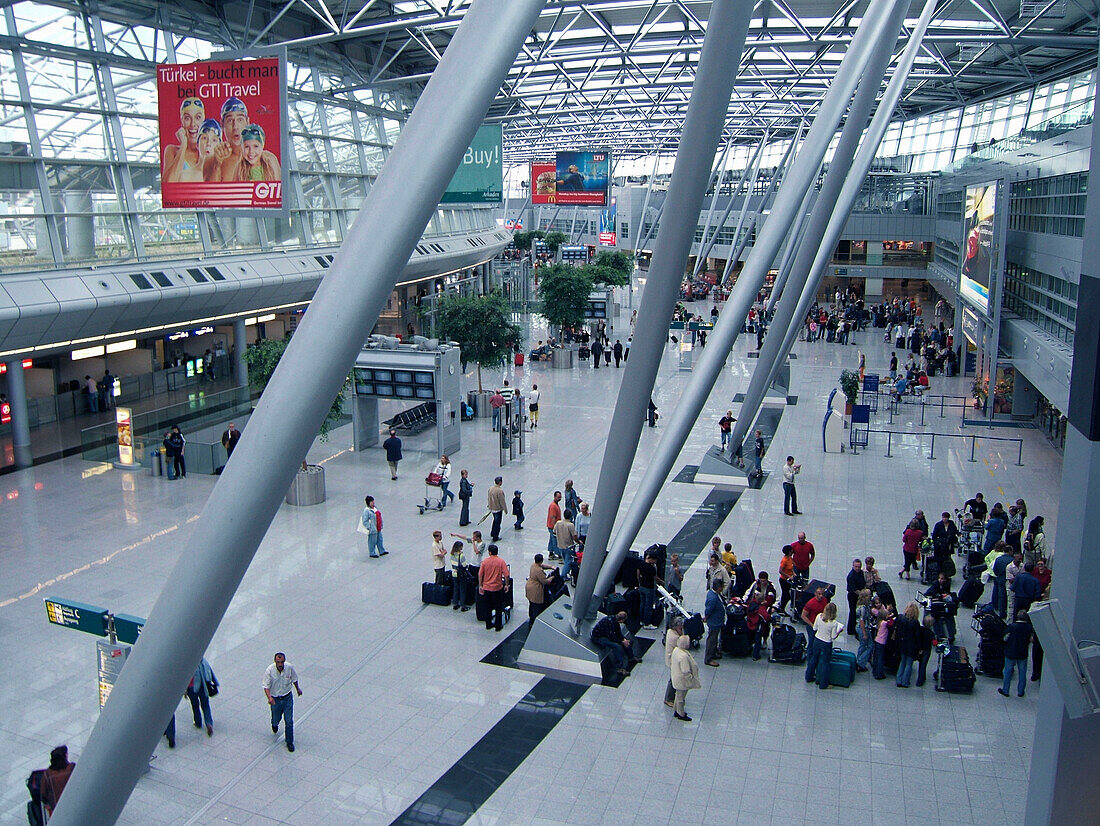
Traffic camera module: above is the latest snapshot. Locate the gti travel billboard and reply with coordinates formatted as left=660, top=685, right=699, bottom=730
left=959, top=181, right=998, bottom=315
left=441, top=124, right=503, bottom=203
left=157, top=56, right=285, bottom=209
left=554, top=150, right=610, bottom=205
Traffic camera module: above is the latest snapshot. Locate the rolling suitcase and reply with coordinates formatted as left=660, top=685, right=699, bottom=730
left=872, top=581, right=896, bottom=608
left=733, top=559, right=755, bottom=597
left=935, top=645, right=976, bottom=693
left=828, top=649, right=857, bottom=687
left=769, top=624, right=806, bottom=664
left=422, top=581, right=451, bottom=606
left=977, top=638, right=1005, bottom=676
left=683, top=613, right=705, bottom=643
left=958, top=578, right=984, bottom=609
left=721, top=610, right=754, bottom=657
left=600, top=592, right=628, bottom=616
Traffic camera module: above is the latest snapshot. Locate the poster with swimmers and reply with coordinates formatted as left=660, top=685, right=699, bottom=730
left=156, top=56, right=285, bottom=209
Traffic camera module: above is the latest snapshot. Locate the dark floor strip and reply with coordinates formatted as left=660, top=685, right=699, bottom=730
left=672, top=464, right=699, bottom=483
left=390, top=676, right=588, bottom=826
left=665, top=487, right=740, bottom=570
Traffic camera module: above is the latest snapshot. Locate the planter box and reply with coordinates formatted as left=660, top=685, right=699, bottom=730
left=468, top=390, right=493, bottom=418
left=552, top=348, right=574, bottom=369
left=286, top=464, right=326, bottom=506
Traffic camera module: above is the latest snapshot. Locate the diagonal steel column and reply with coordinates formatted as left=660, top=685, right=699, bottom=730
left=720, top=123, right=802, bottom=285
left=695, top=132, right=768, bottom=274
left=691, top=141, right=733, bottom=278
left=569, top=0, right=753, bottom=626
left=589, top=0, right=904, bottom=604
left=49, top=2, right=548, bottom=824
left=728, top=0, right=927, bottom=455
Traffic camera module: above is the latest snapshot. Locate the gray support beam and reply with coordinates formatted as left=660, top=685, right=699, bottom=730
left=233, top=318, right=248, bottom=388
left=568, top=0, right=754, bottom=625
left=4, top=359, right=32, bottom=468
left=765, top=186, right=815, bottom=314
left=729, top=0, right=933, bottom=456
left=631, top=153, right=661, bottom=259
left=48, top=2, right=548, bottom=824
left=721, top=125, right=802, bottom=284
left=694, top=134, right=768, bottom=272
left=588, top=0, right=904, bottom=604
left=691, top=141, right=732, bottom=277
left=1025, top=51, right=1100, bottom=825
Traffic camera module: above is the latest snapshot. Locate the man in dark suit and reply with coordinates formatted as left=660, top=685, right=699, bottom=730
left=221, top=422, right=241, bottom=459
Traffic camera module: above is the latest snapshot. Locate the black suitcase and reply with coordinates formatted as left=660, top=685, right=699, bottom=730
left=545, top=570, right=569, bottom=605
left=422, top=581, right=451, bottom=606
left=643, top=542, right=668, bottom=582
left=976, top=612, right=1008, bottom=640
left=793, top=579, right=836, bottom=617
left=721, top=610, right=754, bottom=657
left=475, top=588, right=511, bottom=624
left=733, top=559, right=755, bottom=597
left=872, top=581, right=896, bottom=608
left=977, top=638, right=1006, bottom=676
left=958, top=578, right=984, bottom=608
left=683, top=613, right=705, bottom=642
left=600, top=592, right=628, bottom=616
left=768, top=623, right=806, bottom=664
left=935, top=645, right=976, bottom=693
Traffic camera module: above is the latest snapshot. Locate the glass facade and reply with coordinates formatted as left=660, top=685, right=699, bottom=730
left=1009, top=173, right=1088, bottom=237
left=1003, top=261, right=1078, bottom=345
left=0, top=2, right=496, bottom=274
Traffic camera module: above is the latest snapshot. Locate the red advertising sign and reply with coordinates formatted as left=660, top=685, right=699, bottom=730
left=0, top=401, right=10, bottom=424
left=599, top=232, right=616, bottom=247
left=157, top=57, right=284, bottom=209
left=531, top=162, right=557, bottom=204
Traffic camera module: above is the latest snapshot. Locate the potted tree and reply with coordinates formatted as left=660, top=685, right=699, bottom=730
left=839, top=369, right=860, bottom=418
left=435, top=291, right=522, bottom=415
left=590, top=250, right=633, bottom=286
left=543, top=230, right=567, bottom=255
left=538, top=263, right=594, bottom=368
left=245, top=335, right=348, bottom=505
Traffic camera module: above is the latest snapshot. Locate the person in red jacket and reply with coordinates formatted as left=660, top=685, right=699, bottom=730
left=791, top=532, right=816, bottom=579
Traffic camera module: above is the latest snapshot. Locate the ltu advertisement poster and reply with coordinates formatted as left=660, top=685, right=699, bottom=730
left=960, top=181, right=997, bottom=314
left=599, top=197, right=617, bottom=246
left=531, top=162, right=556, bottom=204
left=157, top=56, right=285, bottom=209
left=554, top=150, right=610, bottom=205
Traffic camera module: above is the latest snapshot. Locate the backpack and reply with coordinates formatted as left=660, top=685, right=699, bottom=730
left=26, top=769, right=47, bottom=826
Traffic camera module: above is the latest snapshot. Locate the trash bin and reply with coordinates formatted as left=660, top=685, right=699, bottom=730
left=150, top=448, right=163, bottom=477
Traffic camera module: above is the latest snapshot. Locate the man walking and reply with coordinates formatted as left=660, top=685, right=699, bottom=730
left=382, top=428, right=402, bottom=480
left=753, top=430, right=765, bottom=476
left=554, top=508, right=579, bottom=585
left=478, top=544, right=511, bottom=631
left=262, top=652, right=302, bottom=752
left=546, top=490, right=563, bottom=560
left=718, top=410, right=734, bottom=452
left=221, top=421, right=241, bottom=460
left=782, top=455, right=802, bottom=515
left=791, top=531, right=816, bottom=580
left=489, top=387, right=505, bottom=432
left=487, top=476, right=506, bottom=543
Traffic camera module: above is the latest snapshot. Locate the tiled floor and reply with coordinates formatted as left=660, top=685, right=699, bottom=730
left=0, top=300, right=1058, bottom=825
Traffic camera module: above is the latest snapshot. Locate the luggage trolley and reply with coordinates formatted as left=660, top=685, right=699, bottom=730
left=418, top=473, right=445, bottom=514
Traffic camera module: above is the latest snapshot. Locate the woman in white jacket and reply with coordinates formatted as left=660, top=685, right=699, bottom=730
left=662, top=617, right=684, bottom=709
left=433, top=455, right=455, bottom=507
left=671, top=635, right=701, bottom=722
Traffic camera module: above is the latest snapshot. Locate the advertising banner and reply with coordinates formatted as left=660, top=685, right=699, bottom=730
left=442, top=124, right=503, bottom=203
left=960, top=181, right=997, bottom=314
left=554, top=150, right=610, bottom=205
left=531, top=161, right=557, bottom=204
left=599, top=196, right=617, bottom=246
left=157, top=56, right=285, bottom=209
left=115, top=407, right=133, bottom=465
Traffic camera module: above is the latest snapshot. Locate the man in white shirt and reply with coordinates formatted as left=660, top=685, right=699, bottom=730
left=782, top=455, right=802, bottom=516
left=263, top=652, right=302, bottom=752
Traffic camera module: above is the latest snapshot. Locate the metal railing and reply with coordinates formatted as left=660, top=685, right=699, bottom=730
left=882, top=393, right=970, bottom=426
left=80, top=386, right=253, bottom=464
left=863, top=427, right=1025, bottom=466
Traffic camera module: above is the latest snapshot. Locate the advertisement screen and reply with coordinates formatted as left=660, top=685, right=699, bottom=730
left=441, top=124, right=502, bottom=203
left=599, top=196, right=617, bottom=246
left=157, top=57, right=284, bottom=209
left=531, top=162, right=556, bottom=204
left=554, top=150, right=610, bottom=205
left=959, top=181, right=997, bottom=314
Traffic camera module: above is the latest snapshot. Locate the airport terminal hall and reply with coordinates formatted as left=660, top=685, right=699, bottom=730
left=4, top=1, right=1100, bottom=824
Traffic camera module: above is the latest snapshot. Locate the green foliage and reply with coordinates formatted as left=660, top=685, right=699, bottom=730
left=435, top=291, right=523, bottom=391
left=245, top=335, right=348, bottom=442
left=584, top=262, right=628, bottom=287
left=592, top=249, right=633, bottom=277
left=512, top=229, right=545, bottom=251
left=839, top=369, right=861, bottom=406
left=543, top=231, right=567, bottom=253
left=539, top=263, right=594, bottom=332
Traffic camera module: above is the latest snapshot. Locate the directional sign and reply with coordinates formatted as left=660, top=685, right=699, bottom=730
left=44, top=598, right=108, bottom=637
left=112, top=613, right=146, bottom=645
left=97, top=639, right=132, bottom=709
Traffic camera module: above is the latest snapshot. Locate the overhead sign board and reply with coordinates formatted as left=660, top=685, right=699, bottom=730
left=531, top=161, right=557, bottom=204
left=554, top=150, right=610, bottom=205
left=441, top=124, right=503, bottom=203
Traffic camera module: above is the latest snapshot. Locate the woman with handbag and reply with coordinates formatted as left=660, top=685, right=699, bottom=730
left=670, top=635, right=701, bottom=721
left=433, top=455, right=455, bottom=507
left=187, top=657, right=218, bottom=736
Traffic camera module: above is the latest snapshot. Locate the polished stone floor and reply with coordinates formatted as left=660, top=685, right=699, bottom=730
left=0, top=300, right=1059, bottom=825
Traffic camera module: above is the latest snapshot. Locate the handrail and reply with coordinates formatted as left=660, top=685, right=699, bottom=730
left=859, top=427, right=1024, bottom=466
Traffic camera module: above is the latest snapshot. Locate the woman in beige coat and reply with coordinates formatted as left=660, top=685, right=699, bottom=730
left=663, top=617, right=684, bottom=708
left=671, top=635, right=701, bottom=721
